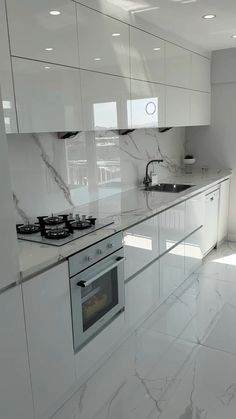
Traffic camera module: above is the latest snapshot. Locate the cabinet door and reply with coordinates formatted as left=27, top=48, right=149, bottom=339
left=130, top=79, right=165, bottom=128
left=22, top=262, right=76, bottom=419
left=185, top=193, right=204, bottom=237
left=203, top=190, right=220, bottom=255
left=190, top=91, right=211, bottom=126
left=160, top=242, right=185, bottom=300
left=166, top=42, right=191, bottom=88
left=124, top=215, right=159, bottom=280
left=218, top=179, right=230, bottom=244
left=12, top=57, right=83, bottom=133
left=166, top=86, right=190, bottom=127
left=191, top=54, right=211, bottom=92
left=0, top=0, right=17, bottom=133
left=159, top=202, right=186, bottom=255
left=125, top=259, right=160, bottom=329
left=130, top=27, right=165, bottom=83
left=6, top=0, right=79, bottom=67
left=77, top=4, right=130, bottom=77
left=0, top=286, right=34, bottom=419
left=81, top=69, right=131, bottom=130
left=185, top=228, right=204, bottom=278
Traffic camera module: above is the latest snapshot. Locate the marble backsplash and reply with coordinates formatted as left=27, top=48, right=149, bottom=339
left=7, top=127, right=185, bottom=222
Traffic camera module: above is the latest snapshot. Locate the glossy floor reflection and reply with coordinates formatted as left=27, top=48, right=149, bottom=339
left=53, top=242, right=236, bottom=419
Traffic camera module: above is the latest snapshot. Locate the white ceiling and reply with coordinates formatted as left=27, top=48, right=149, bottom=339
left=115, top=0, right=236, bottom=51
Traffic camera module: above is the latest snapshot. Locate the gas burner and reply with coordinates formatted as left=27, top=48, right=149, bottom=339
left=41, top=214, right=65, bottom=226
left=70, top=221, right=92, bottom=230
left=45, top=228, right=70, bottom=240
left=17, top=223, right=40, bottom=235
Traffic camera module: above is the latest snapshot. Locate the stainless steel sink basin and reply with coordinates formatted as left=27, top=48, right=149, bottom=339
left=145, top=183, right=195, bottom=193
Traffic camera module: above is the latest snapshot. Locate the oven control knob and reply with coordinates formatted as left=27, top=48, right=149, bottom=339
left=107, top=243, right=113, bottom=249
left=97, top=249, right=103, bottom=255
left=85, top=255, right=92, bottom=262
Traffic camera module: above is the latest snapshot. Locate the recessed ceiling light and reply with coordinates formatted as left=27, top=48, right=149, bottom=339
left=45, top=47, right=53, bottom=51
left=112, top=33, right=120, bottom=37
left=49, top=10, right=61, bottom=15
left=94, top=57, right=101, bottom=61
left=202, top=14, right=216, bottom=19
left=231, top=35, right=236, bottom=38
left=44, top=66, right=51, bottom=70
left=153, top=47, right=161, bottom=51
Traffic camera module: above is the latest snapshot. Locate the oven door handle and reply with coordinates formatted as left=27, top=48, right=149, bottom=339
left=77, top=257, right=125, bottom=288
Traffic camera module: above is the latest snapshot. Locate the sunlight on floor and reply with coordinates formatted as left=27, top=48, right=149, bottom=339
left=213, top=253, right=236, bottom=266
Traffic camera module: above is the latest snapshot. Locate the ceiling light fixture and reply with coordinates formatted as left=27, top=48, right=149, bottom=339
left=231, top=35, right=236, bottom=38
left=112, top=33, right=121, bottom=37
left=202, top=14, right=216, bottom=19
left=94, top=57, right=101, bottom=61
left=49, top=10, right=61, bottom=15
left=153, top=47, right=161, bottom=51
left=45, top=47, right=53, bottom=51
left=44, top=66, right=51, bottom=70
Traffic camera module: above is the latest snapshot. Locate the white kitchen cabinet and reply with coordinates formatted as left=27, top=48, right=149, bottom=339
left=166, top=86, right=190, bottom=127
left=130, top=79, right=165, bottom=128
left=159, top=202, right=186, bottom=255
left=166, top=42, right=191, bottom=88
left=22, top=262, right=76, bottom=419
left=6, top=0, right=79, bottom=67
left=125, top=259, right=160, bottom=329
left=185, top=192, right=205, bottom=237
left=191, top=53, right=211, bottom=92
left=12, top=57, right=83, bottom=133
left=81, top=69, right=131, bottom=130
left=77, top=4, right=130, bottom=77
left=190, top=91, right=211, bottom=126
left=217, top=179, right=230, bottom=244
left=0, top=0, right=17, bottom=133
left=160, top=242, right=185, bottom=300
left=0, top=286, right=34, bottom=419
left=130, top=27, right=165, bottom=83
left=124, top=215, right=159, bottom=280
left=203, top=189, right=220, bottom=255
left=185, top=227, right=204, bottom=278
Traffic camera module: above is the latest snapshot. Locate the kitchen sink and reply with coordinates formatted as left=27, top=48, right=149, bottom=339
left=145, top=183, right=195, bottom=193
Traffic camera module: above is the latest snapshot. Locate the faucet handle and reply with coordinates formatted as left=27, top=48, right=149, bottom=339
left=157, top=159, right=164, bottom=163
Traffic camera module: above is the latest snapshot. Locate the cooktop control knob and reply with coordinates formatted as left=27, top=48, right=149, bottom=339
left=97, top=249, right=103, bottom=255
left=107, top=243, right=113, bottom=249
left=85, top=255, right=92, bottom=262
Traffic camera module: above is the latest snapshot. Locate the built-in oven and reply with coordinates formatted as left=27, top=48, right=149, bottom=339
left=69, top=233, right=125, bottom=352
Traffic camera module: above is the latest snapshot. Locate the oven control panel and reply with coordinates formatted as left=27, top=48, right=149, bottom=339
left=68, top=232, right=123, bottom=277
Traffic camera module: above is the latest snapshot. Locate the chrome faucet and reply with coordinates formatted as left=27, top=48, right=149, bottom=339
left=143, top=159, right=163, bottom=187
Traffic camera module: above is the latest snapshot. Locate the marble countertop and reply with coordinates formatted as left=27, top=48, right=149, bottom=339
left=18, top=169, right=232, bottom=281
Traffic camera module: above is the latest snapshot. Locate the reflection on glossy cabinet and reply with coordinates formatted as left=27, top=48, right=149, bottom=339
left=6, top=0, right=79, bottom=67
left=166, top=42, right=191, bottom=88
left=130, top=27, right=165, bottom=83
left=12, top=57, right=83, bottom=133
left=0, top=286, right=34, bottom=419
left=130, top=79, right=165, bottom=128
left=77, top=4, right=130, bottom=77
left=185, top=228, right=204, bottom=279
left=22, top=262, right=76, bottom=419
left=159, top=202, right=185, bottom=255
left=0, top=0, right=17, bottom=133
left=185, top=193, right=204, bottom=237
left=160, top=243, right=185, bottom=301
left=166, top=86, right=190, bottom=127
left=190, top=91, right=211, bottom=126
left=191, top=54, right=211, bottom=92
left=124, top=215, right=159, bottom=280
left=81, top=69, right=131, bottom=131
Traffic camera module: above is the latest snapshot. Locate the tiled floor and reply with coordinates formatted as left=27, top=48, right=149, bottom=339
left=53, top=242, right=236, bottom=419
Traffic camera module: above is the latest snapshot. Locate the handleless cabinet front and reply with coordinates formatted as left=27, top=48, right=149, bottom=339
left=185, top=193, right=204, bottom=237
left=190, top=91, right=211, bottom=126
left=6, top=0, right=79, bottom=67
left=166, top=86, right=190, bottom=127
left=166, top=42, right=191, bottom=88
left=191, top=54, right=211, bottom=92
left=159, top=202, right=186, bottom=255
left=77, top=4, right=130, bottom=77
left=12, top=57, right=83, bottom=133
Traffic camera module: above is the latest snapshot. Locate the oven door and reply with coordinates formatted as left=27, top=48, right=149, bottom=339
left=70, top=249, right=125, bottom=352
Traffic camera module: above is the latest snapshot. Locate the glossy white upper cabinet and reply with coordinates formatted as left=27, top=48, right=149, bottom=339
left=6, top=0, right=79, bottom=67
left=130, top=79, right=165, bottom=128
left=190, top=91, right=211, bottom=126
left=77, top=4, right=130, bottom=77
left=130, top=27, right=165, bottom=83
left=81, top=69, right=131, bottom=131
left=166, top=86, right=190, bottom=127
left=12, top=57, right=83, bottom=133
left=0, top=286, right=34, bottom=419
left=159, top=201, right=185, bottom=255
left=23, top=262, right=76, bottom=419
left=166, top=42, right=191, bottom=88
left=191, top=54, right=211, bottom=92
left=0, top=0, right=17, bottom=133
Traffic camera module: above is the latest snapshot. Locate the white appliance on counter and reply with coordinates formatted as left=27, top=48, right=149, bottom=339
left=69, top=233, right=125, bottom=352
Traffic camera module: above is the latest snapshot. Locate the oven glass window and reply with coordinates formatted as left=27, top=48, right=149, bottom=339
left=81, top=267, right=119, bottom=332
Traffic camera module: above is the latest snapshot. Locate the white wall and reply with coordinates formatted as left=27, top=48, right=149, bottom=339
left=7, top=127, right=185, bottom=222
left=186, top=48, right=236, bottom=240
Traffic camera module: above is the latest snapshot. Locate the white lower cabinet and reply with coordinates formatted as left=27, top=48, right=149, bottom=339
left=185, top=228, right=204, bottom=279
left=218, top=179, right=230, bottom=244
left=160, top=242, right=185, bottom=301
left=203, top=189, right=220, bottom=255
left=185, top=192, right=205, bottom=237
left=22, top=262, right=76, bottom=419
left=125, top=259, right=160, bottom=329
left=0, top=286, right=34, bottom=419
left=159, top=202, right=185, bottom=255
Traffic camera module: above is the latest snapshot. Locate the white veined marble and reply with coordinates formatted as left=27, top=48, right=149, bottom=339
left=52, top=242, right=236, bottom=419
